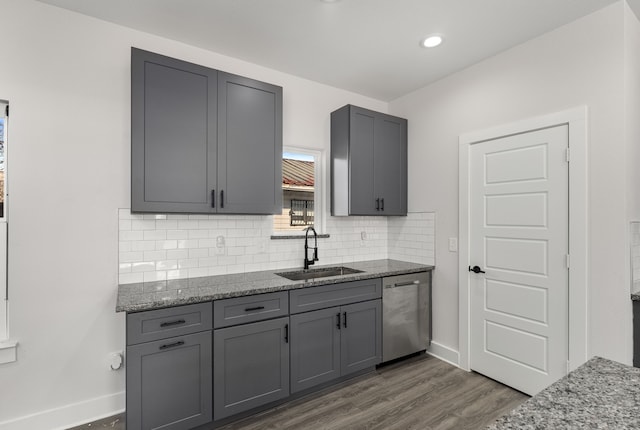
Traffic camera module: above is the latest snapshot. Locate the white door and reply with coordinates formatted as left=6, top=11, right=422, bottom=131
left=469, top=125, right=568, bottom=395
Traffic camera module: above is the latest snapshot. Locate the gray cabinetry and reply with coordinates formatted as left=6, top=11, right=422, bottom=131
left=340, top=300, right=382, bottom=374
left=131, top=48, right=217, bottom=214
left=126, top=304, right=213, bottom=430
left=131, top=48, right=282, bottom=214
left=213, top=317, right=290, bottom=420
left=290, top=307, right=341, bottom=393
left=331, top=104, right=407, bottom=216
left=290, top=299, right=382, bottom=393
left=217, top=72, right=282, bottom=214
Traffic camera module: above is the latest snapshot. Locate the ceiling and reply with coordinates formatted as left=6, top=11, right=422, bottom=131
left=36, top=0, right=629, bottom=101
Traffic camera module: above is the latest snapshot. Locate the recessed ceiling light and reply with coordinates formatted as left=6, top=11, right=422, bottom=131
left=321, top=0, right=340, bottom=2
left=421, top=34, right=443, bottom=48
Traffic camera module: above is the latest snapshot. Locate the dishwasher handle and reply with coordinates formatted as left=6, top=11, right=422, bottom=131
left=384, top=280, right=420, bottom=289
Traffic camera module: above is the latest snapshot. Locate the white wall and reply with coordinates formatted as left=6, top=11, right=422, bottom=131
left=625, top=1, right=640, bottom=297
left=390, top=2, right=632, bottom=364
left=0, top=0, right=392, bottom=427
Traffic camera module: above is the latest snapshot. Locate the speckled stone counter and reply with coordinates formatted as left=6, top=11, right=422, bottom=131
left=631, top=292, right=640, bottom=301
left=116, top=259, right=433, bottom=313
left=487, top=357, right=640, bottom=429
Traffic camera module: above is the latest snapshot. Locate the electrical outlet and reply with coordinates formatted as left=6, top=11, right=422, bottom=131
left=449, top=238, right=458, bottom=252
left=215, top=235, right=226, bottom=255
left=109, top=351, right=124, bottom=371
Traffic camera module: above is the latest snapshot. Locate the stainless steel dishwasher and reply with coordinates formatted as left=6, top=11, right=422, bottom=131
left=382, top=271, right=431, bottom=362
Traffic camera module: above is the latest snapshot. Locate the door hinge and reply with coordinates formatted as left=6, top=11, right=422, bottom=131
left=565, top=147, right=570, bottom=162
left=565, top=254, right=570, bottom=269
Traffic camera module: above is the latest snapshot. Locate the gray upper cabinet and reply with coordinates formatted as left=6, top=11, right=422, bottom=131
left=331, top=105, right=407, bottom=216
left=131, top=48, right=282, bottom=214
left=217, top=72, right=283, bottom=214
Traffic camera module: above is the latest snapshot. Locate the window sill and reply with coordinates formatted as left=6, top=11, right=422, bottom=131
left=271, top=234, right=330, bottom=240
left=0, top=339, right=17, bottom=364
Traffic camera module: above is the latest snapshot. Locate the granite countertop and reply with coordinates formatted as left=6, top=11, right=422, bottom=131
left=487, top=357, right=640, bottom=429
left=631, top=292, right=640, bottom=301
left=116, top=259, right=433, bottom=313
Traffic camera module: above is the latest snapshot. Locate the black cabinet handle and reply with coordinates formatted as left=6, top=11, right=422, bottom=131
left=381, top=198, right=384, bottom=211
left=284, top=324, right=289, bottom=343
left=220, top=190, right=224, bottom=208
left=211, top=189, right=215, bottom=208
left=159, top=340, right=185, bottom=350
left=336, top=313, right=341, bottom=330
left=468, top=265, right=486, bottom=274
left=343, top=312, right=347, bottom=328
left=160, top=319, right=186, bottom=328
left=245, top=306, right=265, bottom=312
left=376, top=198, right=380, bottom=211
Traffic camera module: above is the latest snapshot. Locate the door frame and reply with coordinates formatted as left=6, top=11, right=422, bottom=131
left=458, top=106, right=588, bottom=373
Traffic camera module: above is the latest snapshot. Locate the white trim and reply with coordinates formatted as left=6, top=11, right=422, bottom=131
left=458, top=106, right=589, bottom=372
left=427, top=341, right=460, bottom=367
left=0, top=391, right=125, bottom=430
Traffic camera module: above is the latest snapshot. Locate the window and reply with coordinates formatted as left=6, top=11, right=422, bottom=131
left=273, top=148, right=324, bottom=234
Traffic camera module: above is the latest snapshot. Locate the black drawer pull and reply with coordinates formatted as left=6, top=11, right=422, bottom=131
left=343, top=311, right=347, bottom=328
left=381, top=198, right=384, bottom=211
left=245, top=306, right=265, bottom=312
left=159, top=340, right=185, bottom=350
left=211, top=189, right=215, bottom=208
left=376, top=198, right=380, bottom=211
left=336, top=313, right=341, bottom=330
left=284, top=324, right=289, bottom=343
left=160, top=319, right=186, bottom=328
left=221, top=190, right=224, bottom=208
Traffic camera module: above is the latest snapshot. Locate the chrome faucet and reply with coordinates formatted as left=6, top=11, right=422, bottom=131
left=304, top=227, right=319, bottom=270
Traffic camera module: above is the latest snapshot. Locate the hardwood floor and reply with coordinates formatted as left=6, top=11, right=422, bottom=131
left=70, top=354, right=527, bottom=430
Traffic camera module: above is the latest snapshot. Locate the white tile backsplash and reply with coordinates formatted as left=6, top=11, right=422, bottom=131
left=118, top=209, right=436, bottom=284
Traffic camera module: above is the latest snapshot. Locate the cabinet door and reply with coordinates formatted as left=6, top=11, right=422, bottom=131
left=290, top=307, right=341, bottom=393
left=348, top=106, right=377, bottom=215
left=340, top=300, right=382, bottom=376
left=126, top=331, right=213, bottom=430
left=217, top=72, right=283, bottom=214
left=213, top=317, right=289, bottom=420
left=374, top=113, right=407, bottom=215
left=131, top=48, right=217, bottom=213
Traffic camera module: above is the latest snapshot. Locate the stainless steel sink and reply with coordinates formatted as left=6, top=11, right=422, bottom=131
left=276, top=266, right=363, bottom=281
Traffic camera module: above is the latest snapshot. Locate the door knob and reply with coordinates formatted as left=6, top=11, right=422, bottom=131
left=468, top=265, right=486, bottom=274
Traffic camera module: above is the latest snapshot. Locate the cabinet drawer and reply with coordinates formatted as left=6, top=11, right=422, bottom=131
left=213, top=291, right=289, bottom=328
left=289, top=278, right=382, bottom=314
left=127, top=302, right=213, bottom=346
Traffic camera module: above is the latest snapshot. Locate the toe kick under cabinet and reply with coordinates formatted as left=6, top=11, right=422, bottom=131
left=125, top=279, right=384, bottom=429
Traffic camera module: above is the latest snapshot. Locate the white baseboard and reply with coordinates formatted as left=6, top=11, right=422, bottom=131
left=0, top=391, right=125, bottom=430
left=427, top=340, right=460, bottom=367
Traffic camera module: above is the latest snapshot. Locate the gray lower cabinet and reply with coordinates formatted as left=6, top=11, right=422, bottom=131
left=213, top=316, right=290, bottom=420
left=290, top=299, right=382, bottom=393
left=290, top=307, right=341, bottom=393
left=126, top=331, right=213, bottom=430
left=131, top=48, right=282, bottom=214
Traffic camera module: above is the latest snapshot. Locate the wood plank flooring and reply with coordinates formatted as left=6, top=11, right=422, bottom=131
left=69, top=354, right=527, bottom=430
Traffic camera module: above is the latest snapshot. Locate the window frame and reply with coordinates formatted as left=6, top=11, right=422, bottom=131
left=0, top=101, right=8, bottom=342
left=272, top=147, right=325, bottom=236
